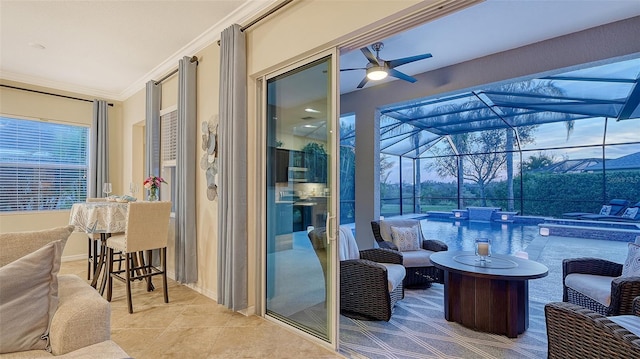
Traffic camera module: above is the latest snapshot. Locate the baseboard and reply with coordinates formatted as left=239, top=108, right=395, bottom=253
left=166, top=270, right=218, bottom=301
left=62, top=254, right=86, bottom=262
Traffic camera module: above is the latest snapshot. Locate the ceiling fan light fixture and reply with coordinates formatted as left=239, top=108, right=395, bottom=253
left=366, top=66, right=388, bottom=80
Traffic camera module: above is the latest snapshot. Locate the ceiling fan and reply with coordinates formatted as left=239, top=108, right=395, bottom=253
left=343, top=41, right=433, bottom=89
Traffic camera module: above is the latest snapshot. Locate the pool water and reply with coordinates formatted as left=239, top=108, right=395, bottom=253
left=420, top=218, right=539, bottom=255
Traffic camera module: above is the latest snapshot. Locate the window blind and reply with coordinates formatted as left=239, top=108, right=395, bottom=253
left=0, top=116, right=88, bottom=212
left=161, top=110, right=177, bottom=164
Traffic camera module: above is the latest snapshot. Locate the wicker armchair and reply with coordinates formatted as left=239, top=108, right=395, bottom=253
left=563, top=257, right=640, bottom=316
left=308, top=226, right=406, bottom=321
left=545, top=297, right=640, bottom=359
left=371, top=220, right=448, bottom=287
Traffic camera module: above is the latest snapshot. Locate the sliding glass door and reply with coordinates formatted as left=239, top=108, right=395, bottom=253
left=264, top=52, right=338, bottom=345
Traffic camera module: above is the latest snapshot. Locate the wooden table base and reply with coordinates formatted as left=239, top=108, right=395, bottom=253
left=443, top=271, right=529, bottom=338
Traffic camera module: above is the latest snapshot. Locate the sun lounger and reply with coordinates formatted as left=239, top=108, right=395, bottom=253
left=562, top=199, right=630, bottom=219
left=585, top=202, right=640, bottom=222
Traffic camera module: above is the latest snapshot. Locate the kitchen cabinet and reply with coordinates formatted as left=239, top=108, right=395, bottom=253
left=275, top=149, right=306, bottom=183
left=275, top=149, right=290, bottom=183
left=275, top=202, right=293, bottom=235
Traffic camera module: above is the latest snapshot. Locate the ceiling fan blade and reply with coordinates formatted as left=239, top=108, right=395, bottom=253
left=340, top=68, right=366, bottom=72
left=360, top=47, right=379, bottom=66
left=357, top=76, right=369, bottom=88
left=388, top=68, right=417, bottom=83
left=388, top=53, right=432, bottom=68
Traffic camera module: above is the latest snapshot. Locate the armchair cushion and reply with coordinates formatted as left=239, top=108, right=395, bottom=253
left=609, top=315, right=640, bottom=337
left=390, top=225, right=421, bottom=251
left=379, top=263, right=406, bottom=292
left=564, top=273, right=613, bottom=306
left=623, top=243, right=640, bottom=277
left=0, top=238, right=66, bottom=353
left=401, top=249, right=434, bottom=267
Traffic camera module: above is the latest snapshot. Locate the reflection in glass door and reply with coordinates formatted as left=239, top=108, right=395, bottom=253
left=265, top=55, right=335, bottom=342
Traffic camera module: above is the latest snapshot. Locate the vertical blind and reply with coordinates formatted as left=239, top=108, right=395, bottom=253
left=0, top=116, right=89, bottom=212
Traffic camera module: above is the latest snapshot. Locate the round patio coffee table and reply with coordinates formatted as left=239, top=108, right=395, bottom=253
left=430, top=251, right=548, bottom=338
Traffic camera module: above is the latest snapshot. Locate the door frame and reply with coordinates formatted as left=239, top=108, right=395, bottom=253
left=255, top=47, right=340, bottom=350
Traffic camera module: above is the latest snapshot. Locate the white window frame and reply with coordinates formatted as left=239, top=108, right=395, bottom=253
left=0, top=114, right=89, bottom=213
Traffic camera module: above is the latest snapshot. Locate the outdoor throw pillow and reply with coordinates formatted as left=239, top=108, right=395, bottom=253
left=0, top=238, right=66, bottom=353
left=390, top=225, right=421, bottom=251
left=621, top=242, right=640, bottom=278
left=599, top=205, right=612, bottom=215
left=622, top=207, right=639, bottom=219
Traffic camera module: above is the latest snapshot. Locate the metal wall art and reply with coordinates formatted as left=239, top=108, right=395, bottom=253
left=200, top=116, right=218, bottom=201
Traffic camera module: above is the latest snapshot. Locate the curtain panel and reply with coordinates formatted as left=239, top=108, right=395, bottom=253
left=175, top=56, right=198, bottom=283
left=89, top=100, right=109, bottom=198
left=217, top=24, right=248, bottom=311
left=145, top=81, right=161, bottom=182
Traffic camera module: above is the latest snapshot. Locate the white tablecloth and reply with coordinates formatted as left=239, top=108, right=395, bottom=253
left=69, top=202, right=129, bottom=234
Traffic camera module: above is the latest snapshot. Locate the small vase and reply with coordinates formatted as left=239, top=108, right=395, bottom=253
left=148, top=188, right=158, bottom=201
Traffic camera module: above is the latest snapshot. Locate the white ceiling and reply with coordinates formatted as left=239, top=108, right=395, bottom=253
left=0, top=0, right=273, bottom=101
left=1, top=0, right=639, bottom=102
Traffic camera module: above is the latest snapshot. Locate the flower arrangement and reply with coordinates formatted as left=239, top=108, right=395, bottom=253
left=143, top=176, right=166, bottom=201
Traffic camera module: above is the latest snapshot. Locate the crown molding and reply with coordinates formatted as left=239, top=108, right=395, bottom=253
left=118, top=0, right=278, bottom=101
left=0, top=70, right=120, bottom=101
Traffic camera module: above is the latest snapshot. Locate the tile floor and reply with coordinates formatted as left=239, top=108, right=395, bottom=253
left=59, top=260, right=343, bottom=359
left=60, top=232, right=633, bottom=358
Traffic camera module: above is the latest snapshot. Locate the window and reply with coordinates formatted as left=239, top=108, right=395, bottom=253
left=160, top=109, right=177, bottom=211
left=0, top=116, right=89, bottom=212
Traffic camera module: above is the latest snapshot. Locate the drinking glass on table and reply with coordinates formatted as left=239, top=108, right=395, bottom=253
left=102, top=183, right=112, bottom=197
left=129, top=182, right=139, bottom=197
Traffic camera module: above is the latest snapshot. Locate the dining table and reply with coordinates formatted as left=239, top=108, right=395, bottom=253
left=69, top=201, right=129, bottom=294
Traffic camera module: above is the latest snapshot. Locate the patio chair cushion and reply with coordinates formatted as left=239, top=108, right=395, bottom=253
left=401, top=249, right=434, bottom=267
left=609, top=315, right=640, bottom=337
left=0, top=239, right=66, bottom=353
left=599, top=205, right=612, bottom=215
left=622, top=243, right=640, bottom=277
left=389, top=225, right=421, bottom=251
left=380, top=263, right=406, bottom=292
left=564, top=273, right=614, bottom=306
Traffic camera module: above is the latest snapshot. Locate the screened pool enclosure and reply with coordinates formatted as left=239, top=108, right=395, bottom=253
left=340, top=57, right=640, bottom=219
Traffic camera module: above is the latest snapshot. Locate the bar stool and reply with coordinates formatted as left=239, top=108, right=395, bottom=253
left=105, top=201, right=171, bottom=313
left=85, top=197, right=107, bottom=280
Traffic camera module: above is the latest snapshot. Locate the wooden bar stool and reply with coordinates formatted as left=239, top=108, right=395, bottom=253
left=85, top=197, right=107, bottom=280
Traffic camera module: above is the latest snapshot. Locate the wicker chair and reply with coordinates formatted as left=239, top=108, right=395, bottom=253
left=545, top=297, right=640, bottom=359
left=563, top=257, right=640, bottom=316
left=308, top=226, right=406, bottom=321
left=371, top=220, right=448, bottom=287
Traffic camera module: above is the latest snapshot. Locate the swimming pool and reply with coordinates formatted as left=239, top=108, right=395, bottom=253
left=420, top=218, right=539, bottom=255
